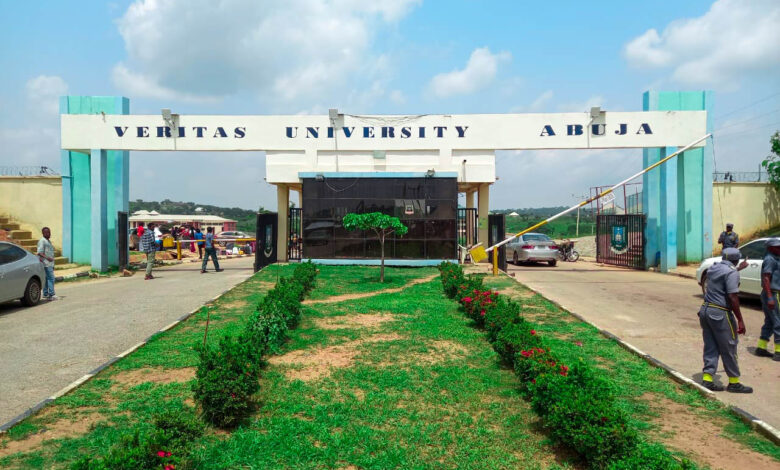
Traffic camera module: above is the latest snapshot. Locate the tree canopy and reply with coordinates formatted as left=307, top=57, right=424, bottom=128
left=343, top=212, right=409, bottom=237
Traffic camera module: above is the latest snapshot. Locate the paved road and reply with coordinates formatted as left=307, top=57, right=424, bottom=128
left=506, top=260, right=780, bottom=429
left=0, top=257, right=255, bottom=426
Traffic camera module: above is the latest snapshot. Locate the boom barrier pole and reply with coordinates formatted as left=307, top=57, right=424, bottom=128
left=474, top=133, right=712, bottom=262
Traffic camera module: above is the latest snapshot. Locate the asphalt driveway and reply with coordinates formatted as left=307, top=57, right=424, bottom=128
left=0, top=256, right=255, bottom=427
left=506, top=259, right=780, bottom=430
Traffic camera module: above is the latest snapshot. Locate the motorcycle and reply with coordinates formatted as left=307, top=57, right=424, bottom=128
left=558, top=239, right=580, bottom=262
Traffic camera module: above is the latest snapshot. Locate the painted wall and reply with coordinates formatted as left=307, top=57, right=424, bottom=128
left=712, top=182, right=780, bottom=249
left=0, top=176, right=63, bottom=250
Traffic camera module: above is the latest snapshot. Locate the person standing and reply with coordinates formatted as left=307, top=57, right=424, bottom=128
left=717, top=223, right=739, bottom=251
left=36, top=227, right=57, bottom=300
left=699, top=247, right=752, bottom=393
left=756, top=238, right=780, bottom=361
left=140, top=222, right=157, bottom=280
left=201, top=226, right=223, bottom=273
left=194, top=228, right=205, bottom=259
left=154, top=224, right=163, bottom=251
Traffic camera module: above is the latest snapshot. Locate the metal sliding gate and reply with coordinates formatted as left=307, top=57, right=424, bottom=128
left=457, top=208, right=478, bottom=247
left=288, top=208, right=302, bottom=261
left=596, top=214, right=645, bottom=269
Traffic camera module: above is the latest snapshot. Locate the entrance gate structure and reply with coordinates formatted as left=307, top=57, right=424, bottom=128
left=60, top=91, right=712, bottom=273
left=596, top=214, right=646, bottom=269
left=288, top=207, right=302, bottom=261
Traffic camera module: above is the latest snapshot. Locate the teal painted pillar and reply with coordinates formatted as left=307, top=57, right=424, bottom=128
left=660, top=146, right=678, bottom=272
left=60, top=96, right=129, bottom=269
left=643, top=90, right=713, bottom=264
left=91, top=149, right=108, bottom=271
left=643, top=146, right=661, bottom=269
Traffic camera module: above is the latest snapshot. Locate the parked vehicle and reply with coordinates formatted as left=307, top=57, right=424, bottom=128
left=0, top=241, right=45, bottom=306
left=558, top=239, right=580, bottom=262
left=696, top=238, right=768, bottom=296
left=507, top=233, right=561, bottom=266
left=218, top=231, right=251, bottom=239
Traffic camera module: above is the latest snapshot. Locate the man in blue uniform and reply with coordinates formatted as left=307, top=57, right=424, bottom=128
left=756, top=238, right=780, bottom=361
left=699, top=247, right=752, bottom=393
left=717, top=223, right=739, bottom=251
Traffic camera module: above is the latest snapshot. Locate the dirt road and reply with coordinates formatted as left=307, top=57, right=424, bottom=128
left=506, top=259, right=780, bottom=430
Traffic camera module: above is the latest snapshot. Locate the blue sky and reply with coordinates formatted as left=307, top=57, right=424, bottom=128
left=1, top=0, right=778, bottom=210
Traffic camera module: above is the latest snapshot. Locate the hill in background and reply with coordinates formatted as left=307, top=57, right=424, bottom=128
left=130, top=199, right=267, bottom=233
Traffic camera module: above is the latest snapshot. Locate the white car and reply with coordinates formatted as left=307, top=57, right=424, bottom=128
left=696, top=238, right=769, bottom=296
left=0, top=241, right=46, bottom=306
left=507, top=232, right=562, bottom=266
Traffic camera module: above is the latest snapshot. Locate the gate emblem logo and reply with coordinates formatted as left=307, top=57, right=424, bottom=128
left=610, top=225, right=628, bottom=254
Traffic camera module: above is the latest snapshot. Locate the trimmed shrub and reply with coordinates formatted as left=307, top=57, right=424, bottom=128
left=246, top=298, right=291, bottom=354
left=192, top=335, right=260, bottom=428
left=530, top=363, right=638, bottom=468
left=513, top=346, right=565, bottom=389
left=608, top=442, right=696, bottom=470
left=293, top=260, right=318, bottom=293
left=483, top=297, right=521, bottom=343
left=71, top=405, right=202, bottom=470
left=461, top=289, right=499, bottom=327
left=491, top=319, right=543, bottom=364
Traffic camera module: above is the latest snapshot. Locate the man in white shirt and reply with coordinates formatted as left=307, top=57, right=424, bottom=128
left=154, top=225, right=163, bottom=251
left=36, top=227, right=57, bottom=300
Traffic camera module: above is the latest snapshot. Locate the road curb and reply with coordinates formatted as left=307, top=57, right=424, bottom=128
left=525, top=291, right=780, bottom=446
left=54, top=271, right=90, bottom=282
left=0, top=283, right=238, bottom=435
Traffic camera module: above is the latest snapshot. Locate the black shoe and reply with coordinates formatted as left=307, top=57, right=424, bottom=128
left=216, top=268, right=224, bottom=272
left=755, top=347, right=774, bottom=358
left=702, top=381, right=724, bottom=392
left=726, top=383, right=753, bottom=394
left=774, top=353, right=780, bottom=362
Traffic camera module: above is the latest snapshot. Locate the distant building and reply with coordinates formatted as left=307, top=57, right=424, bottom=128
left=508, top=211, right=519, bottom=216
left=130, top=210, right=236, bottom=233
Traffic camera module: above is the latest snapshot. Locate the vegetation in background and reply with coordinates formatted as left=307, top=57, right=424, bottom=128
left=503, top=214, right=596, bottom=239
left=129, top=199, right=266, bottom=233
left=761, top=131, right=780, bottom=193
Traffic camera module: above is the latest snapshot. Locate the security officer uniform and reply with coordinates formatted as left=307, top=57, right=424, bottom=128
left=717, top=223, right=739, bottom=250
left=757, top=238, right=780, bottom=360
left=699, top=248, right=752, bottom=392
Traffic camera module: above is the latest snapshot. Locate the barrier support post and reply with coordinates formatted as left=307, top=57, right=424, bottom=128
left=177, top=241, right=182, bottom=260
left=492, top=249, right=498, bottom=276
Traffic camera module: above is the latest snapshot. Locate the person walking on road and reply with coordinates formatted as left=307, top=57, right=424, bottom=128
left=756, top=238, right=780, bottom=361
left=201, top=227, right=223, bottom=273
left=699, top=247, right=753, bottom=393
left=717, top=223, right=739, bottom=251
left=36, top=227, right=57, bottom=301
left=140, top=222, right=157, bottom=280
left=194, top=228, right=205, bottom=259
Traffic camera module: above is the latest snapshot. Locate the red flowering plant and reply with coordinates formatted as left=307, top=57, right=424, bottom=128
left=491, top=319, right=543, bottom=364
left=483, top=297, right=522, bottom=343
left=514, top=346, right=567, bottom=395
left=460, top=289, right=499, bottom=327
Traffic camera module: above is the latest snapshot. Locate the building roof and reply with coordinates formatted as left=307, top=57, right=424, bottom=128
left=129, top=212, right=236, bottom=223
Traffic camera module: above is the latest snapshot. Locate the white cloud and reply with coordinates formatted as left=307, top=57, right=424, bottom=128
left=557, top=95, right=604, bottom=113
left=623, top=0, right=780, bottom=88
left=113, top=0, right=421, bottom=106
left=389, top=90, right=406, bottom=105
left=429, top=47, right=511, bottom=98
left=25, top=75, right=68, bottom=115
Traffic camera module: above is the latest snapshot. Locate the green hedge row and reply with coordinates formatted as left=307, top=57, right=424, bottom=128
left=73, top=262, right=318, bottom=469
left=438, top=262, right=694, bottom=469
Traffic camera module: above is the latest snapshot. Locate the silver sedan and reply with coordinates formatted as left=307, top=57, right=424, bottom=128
left=507, top=233, right=561, bottom=266
left=0, top=241, right=45, bottom=306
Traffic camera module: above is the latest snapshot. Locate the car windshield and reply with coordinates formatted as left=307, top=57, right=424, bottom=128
left=739, top=240, right=766, bottom=260
left=524, top=234, right=551, bottom=242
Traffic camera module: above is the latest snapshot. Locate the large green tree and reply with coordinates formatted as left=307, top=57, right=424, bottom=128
left=343, top=212, right=408, bottom=282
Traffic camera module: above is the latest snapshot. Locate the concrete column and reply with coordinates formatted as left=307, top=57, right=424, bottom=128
left=478, top=184, right=489, bottom=247
left=466, top=190, right=475, bottom=209
left=59, top=97, right=72, bottom=261
left=90, top=149, right=108, bottom=271
left=643, top=147, right=661, bottom=269
left=660, top=146, right=678, bottom=272
left=277, top=184, right=289, bottom=262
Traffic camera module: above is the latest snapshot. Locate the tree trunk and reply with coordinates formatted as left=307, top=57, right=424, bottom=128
left=380, top=233, right=385, bottom=283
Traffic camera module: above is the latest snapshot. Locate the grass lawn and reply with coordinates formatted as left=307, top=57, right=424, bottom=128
left=0, top=264, right=777, bottom=469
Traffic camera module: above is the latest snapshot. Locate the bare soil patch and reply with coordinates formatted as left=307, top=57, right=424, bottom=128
left=385, top=340, right=469, bottom=366
left=314, top=313, right=396, bottom=330
left=643, top=393, right=776, bottom=469
left=111, top=367, right=196, bottom=387
left=303, top=274, right=439, bottom=305
left=0, top=413, right=102, bottom=457
left=219, top=299, right=249, bottom=310
left=269, top=334, right=403, bottom=382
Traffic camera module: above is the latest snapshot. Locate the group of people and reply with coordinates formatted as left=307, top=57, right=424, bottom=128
left=136, top=222, right=222, bottom=280
left=698, top=223, right=780, bottom=394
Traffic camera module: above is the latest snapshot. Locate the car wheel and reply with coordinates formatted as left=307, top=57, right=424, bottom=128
left=513, top=251, right=519, bottom=265
left=548, top=259, right=557, bottom=267
left=21, top=278, right=42, bottom=306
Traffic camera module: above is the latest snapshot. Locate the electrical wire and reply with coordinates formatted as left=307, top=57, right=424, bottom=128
left=714, top=92, right=780, bottom=122
left=712, top=107, right=780, bottom=133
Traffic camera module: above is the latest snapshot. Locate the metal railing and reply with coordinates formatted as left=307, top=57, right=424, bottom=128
left=0, top=166, right=59, bottom=176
